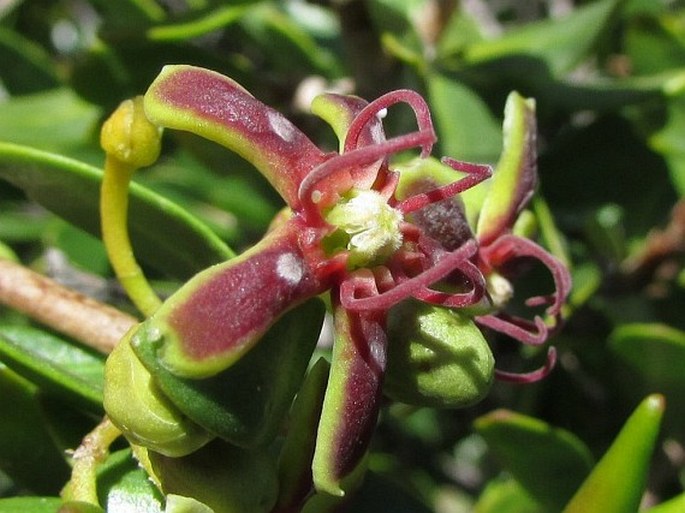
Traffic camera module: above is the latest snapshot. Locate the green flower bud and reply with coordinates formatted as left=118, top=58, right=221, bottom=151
left=385, top=301, right=494, bottom=408
left=149, top=440, right=278, bottom=513
left=103, top=331, right=214, bottom=457
left=100, top=96, right=162, bottom=168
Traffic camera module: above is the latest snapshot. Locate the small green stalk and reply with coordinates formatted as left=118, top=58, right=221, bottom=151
left=100, top=96, right=162, bottom=317
left=62, top=417, right=121, bottom=507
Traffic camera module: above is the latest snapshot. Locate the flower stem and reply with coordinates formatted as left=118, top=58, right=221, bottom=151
left=99, top=97, right=163, bottom=317
left=100, top=156, right=161, bottom=316
left=63, top=416, right=122, bottom=506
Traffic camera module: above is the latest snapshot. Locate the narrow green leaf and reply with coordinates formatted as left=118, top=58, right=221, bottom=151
left=561, top=394, right=665, bottom=513
left=240, top=4, right=340, bottom=76
left=644, top=493, right=685, bottom=513
left=426, top=73, right=502, bottom=225
left=609, top=324, right=685, bottom=437
left=610, top=323, right=685, bottom=384
left=0, top=89, right=99, bottom=154
left=474, top=478, right=545, bottom=513
left=649, top=95, right=685, bottom=195
left=276, top=358, right=330, bottom=511
left=96, top=449, right=163, bottom=513
left=475, top=409, right=594, bottom=511
left=0, top=365, right=71, bottom=494
left=0, top=142, right=233, bottom=280
left=0, top=497, right=62, bottom=513
left=147, top=5, right=249, bottom=41
left=0, top=325, right=105, bottom=411
left=0, top=28, right=60, bottom=94
left=427, top=72, right=503, bottom=163
left=464, top=0, right=624, bottom=76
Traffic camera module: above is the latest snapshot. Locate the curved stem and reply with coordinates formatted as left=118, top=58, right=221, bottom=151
left=100, top=156, right=162, bottom=317
left=63, top=416, right=121, bottom=506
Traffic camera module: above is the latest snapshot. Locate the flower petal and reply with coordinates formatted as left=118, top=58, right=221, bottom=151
left=144, top=65, right=328, bottom=208
left=476, top=91, right=538, bottom=245
left=133, top=298, right=325, bottom=448
left=312, top=301, right=387, bottom=497
left=132, top=217, right=329, bottom=378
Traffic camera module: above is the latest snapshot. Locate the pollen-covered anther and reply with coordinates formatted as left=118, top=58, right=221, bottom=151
left=487, top=273, right=514, bottom=309
left=326, top=190, right=404, bottom=268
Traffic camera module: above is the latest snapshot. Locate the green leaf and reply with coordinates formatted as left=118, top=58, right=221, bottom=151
left=474, top=478, right=544, bottom=513
left=0, top=89, right=99, bottom=156
left=561, top=395, right=665, bottom=513
left=463, top=0, right=624, bottom=76
left=0, top=364, right=71, bottom=494
left=649, top=95, right=685, bottom=195
left=609, top=324, right=685, bottom=436
left=474, top=409, right=594, bottom=511
left=276, top=358, right=330, bottom=511
left=0, top=28, right=60, bottom=94
left=135, top=299, right=325, bottom=448
left=624, top=12, right=685, bottom=76
left=425, top=73, right=503, bottom=225
left=610, top=323, right=685, bottom=384
left=240, top=4, right=340, bottom=76
left=0, top=142, right=234, bottom=280
left=0, top=497, right=62, bottom=513
left=96, top=449, right=163, bottom=513
left=427, top=72, right=503, bottom=163
left=147, top=5, right=249, bottom=41
left=149, top=440, right=278, bottom=513
left=0, top=325, right=105, bottom=411
left=644, top=493, right=685, bottom=513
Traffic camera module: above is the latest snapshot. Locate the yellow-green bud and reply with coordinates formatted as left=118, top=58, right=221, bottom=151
left=103, top=331, right=213, bottom=457
left=100, top=96, right=162, bottom=168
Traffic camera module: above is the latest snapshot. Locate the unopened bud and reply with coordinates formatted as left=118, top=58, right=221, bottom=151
left=100, top=96, right=162, bottom=168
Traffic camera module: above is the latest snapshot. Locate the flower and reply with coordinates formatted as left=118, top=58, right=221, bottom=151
left=125, top=65, right=570, bottom=498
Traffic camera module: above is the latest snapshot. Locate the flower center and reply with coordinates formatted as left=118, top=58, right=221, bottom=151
left=324, top=189, right=403, bottom=269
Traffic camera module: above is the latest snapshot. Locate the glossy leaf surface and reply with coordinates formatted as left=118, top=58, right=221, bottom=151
left=0, top=497, right=62, bottom=513
left=0, top=325, right=104, bottom=411
left=561, top=394, right=665, bottom=513
left=0, top=142, right=233, bottom=280
left=0, top=365, right=71, bottom=494
left=475, top=409, right=594, bottom=511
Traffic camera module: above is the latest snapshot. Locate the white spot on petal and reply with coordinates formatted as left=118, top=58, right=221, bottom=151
left=267, top=110, right=295, bottom=142
left=276, top=252, right=305, bottom=285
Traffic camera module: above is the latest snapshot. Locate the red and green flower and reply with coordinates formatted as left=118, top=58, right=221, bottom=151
left=105, top=65, right=571, bottom=504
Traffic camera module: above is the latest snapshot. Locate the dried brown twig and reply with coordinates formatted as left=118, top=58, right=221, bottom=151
left=0, top=258, right=137, bottom=353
